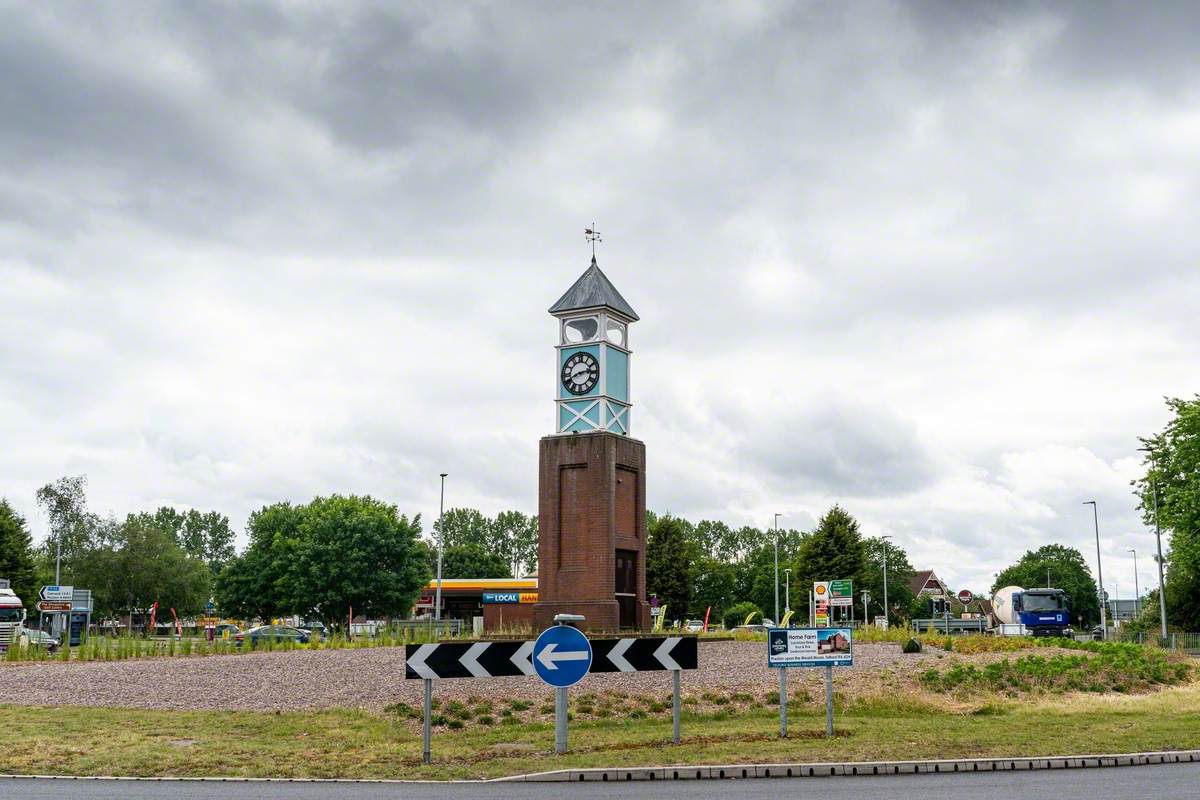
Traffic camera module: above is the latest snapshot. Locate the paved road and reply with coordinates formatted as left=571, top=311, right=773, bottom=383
left=3, top=764, right=1199, bottom=800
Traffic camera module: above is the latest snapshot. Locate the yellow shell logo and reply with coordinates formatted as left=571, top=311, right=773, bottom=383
left=815, top=584, right=827, bottom=596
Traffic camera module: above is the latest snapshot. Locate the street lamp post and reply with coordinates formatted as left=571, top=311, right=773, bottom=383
left=1083, top=501, right=1106, bottom=640
left=435, top=473, right=448, bottom=625
left=773, top=513, right=782, bottom=624
left=880, top=535, right=891, bottom=629
left=1127, top=548, right=1140, bottom=620
left=784, top=568, right=791, bottom=615
left=1139, top=447, right=1169, bottom=642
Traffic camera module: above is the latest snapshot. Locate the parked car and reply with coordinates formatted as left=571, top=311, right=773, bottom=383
left=19, top=628, right=59, bottom=652
left=214, top=623, right=241, bottom=639
left=297, top=621, right=326, bottom=641
left=683, top=620, right=705, bottom=633
left=235, top=625, right=310, bottom=647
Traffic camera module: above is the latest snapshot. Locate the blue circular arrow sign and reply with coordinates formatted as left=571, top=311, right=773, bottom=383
left=532, top=625, right=593, bottom=688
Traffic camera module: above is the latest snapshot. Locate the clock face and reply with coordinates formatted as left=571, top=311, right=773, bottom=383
left=561, top=351, right=599, bottom=395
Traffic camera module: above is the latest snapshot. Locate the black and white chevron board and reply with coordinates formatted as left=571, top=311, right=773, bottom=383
left=404, top=636, right=697, bottom=679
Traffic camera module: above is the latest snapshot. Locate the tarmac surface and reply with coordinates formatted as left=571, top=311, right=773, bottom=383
left=3, top=762, right=1198, bottom=800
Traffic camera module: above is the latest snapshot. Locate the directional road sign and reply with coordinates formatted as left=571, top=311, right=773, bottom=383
left=533, top=625, right=592, bottom=688
left=829, top=579, right=853, bottom=607
left=36, top=601, right=72, bottom=613
left=404, top=636, right=697, bottom=679
left=40, top=586, right=73, bottom=602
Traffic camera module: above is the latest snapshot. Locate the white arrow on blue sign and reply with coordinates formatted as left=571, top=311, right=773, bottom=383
left=532, top=625, right=592, bottom=688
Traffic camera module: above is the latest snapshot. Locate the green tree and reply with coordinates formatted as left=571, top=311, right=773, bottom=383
left=790, top=506, right=867, bottom=622
left=860, top=536, right=915, bottom=624
left=426, top=543, right=512, bottom=579
left=692, top=519, right=735, bottom=562
left=214, top=501, right=306, bottom=621
left=283, top=495, right=429, bottom=626
left=0, top=499, right=38, bottom=615
left=434, top=508, right=491, bottom=550
left=80, top=513, right=212, bottom=624
left=1135, top=395, right=1200, bottom=630
left=35, top=475, right=108, bottom=581
left=736, top=543, right=779, bottom=620
left=691, top=557, right=738, bottom=620
left=149, top=507, right=236, bottom=576
left=646, top=514, right=693, bottom=623
left=991, top=543, right=1101, bottom=627
left=490, top=510, right=538, bottom=577
left=722, top=601, right=762, bottom=630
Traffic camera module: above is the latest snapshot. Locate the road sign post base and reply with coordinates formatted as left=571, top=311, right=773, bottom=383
left=555, top=687, right=568, bottom=754
left=779, top=667, right=788, bottom=738
left=422, top=678, right=432, bottom=765
left=825, top=665, right=834, bottom=737
left=672, top=669, right=681, bottom=744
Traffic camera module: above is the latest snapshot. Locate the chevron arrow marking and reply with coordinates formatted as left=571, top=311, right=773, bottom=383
left=406, top=644, right=438, bottom=679
left=510, top=640, right=535, bottom=675
left=607, top=638, right=636, bottom=671
left=654, top=637, right=682, bottom=671
left=459, top=642, right=491, bottom=678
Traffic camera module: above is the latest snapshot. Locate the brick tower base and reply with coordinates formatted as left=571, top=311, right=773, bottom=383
left=532, top=431, right=650, bottom=634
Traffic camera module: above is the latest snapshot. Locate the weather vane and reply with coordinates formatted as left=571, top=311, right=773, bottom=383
left=584, top=223, right=602, bottom=258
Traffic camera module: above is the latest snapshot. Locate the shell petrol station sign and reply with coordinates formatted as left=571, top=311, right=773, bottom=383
left=813, top=581, right=830, bottom=627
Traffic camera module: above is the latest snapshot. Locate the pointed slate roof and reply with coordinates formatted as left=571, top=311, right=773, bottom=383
left=549, top=257, right=639, bottom=321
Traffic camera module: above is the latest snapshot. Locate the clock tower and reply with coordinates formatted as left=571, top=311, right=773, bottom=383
left=551, top=256, right=637, bottom=435
left=533, top=256, right=650, bottom=631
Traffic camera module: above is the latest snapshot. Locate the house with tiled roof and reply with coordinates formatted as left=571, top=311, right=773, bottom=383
left=909, top=569, right=951, bottom=599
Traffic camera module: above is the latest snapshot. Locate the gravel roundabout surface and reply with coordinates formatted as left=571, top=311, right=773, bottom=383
left=0, top=641, right=942, bottom=712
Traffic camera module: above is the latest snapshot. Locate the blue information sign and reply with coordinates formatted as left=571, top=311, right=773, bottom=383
left=532, top=625, right=593, bottom=688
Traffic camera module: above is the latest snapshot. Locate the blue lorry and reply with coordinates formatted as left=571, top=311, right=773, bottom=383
left=1012, top=588, right=1074, bottom=637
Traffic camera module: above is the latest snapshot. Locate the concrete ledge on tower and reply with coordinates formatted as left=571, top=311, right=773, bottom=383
left=533, top=601, right=620, bottom=633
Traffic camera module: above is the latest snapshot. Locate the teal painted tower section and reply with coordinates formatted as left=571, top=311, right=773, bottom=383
left=549, top=257, right=637, bottom=436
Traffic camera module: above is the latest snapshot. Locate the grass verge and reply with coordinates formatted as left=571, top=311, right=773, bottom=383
left=3, top=683, right=1200, bottom=781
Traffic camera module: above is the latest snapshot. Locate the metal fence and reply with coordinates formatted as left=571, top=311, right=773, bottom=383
left=1126, top=631, right=1200, bottom=654
left=389, top=619, right=464, bottom=638
left=909, top=618, right=988, bottom=635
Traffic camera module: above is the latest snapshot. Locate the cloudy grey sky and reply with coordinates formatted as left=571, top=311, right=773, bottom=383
left=2, top=1, right=1196, bottom=596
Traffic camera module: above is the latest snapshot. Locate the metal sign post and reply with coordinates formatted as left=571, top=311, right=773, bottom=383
left=778, top=667, right=788, bottom=737
left=534, top=616, right=591, bottom=755
left=825, top=665, right=834, bottom=737
left=672, top=669, right=681, bottom=745
left=405, top=629, right=696, bottom=761
left=422, top=678, right=432, bottom=765
left=768, top=627, right=852, bottom=739
left=554, top=687, right=568, bottom=753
